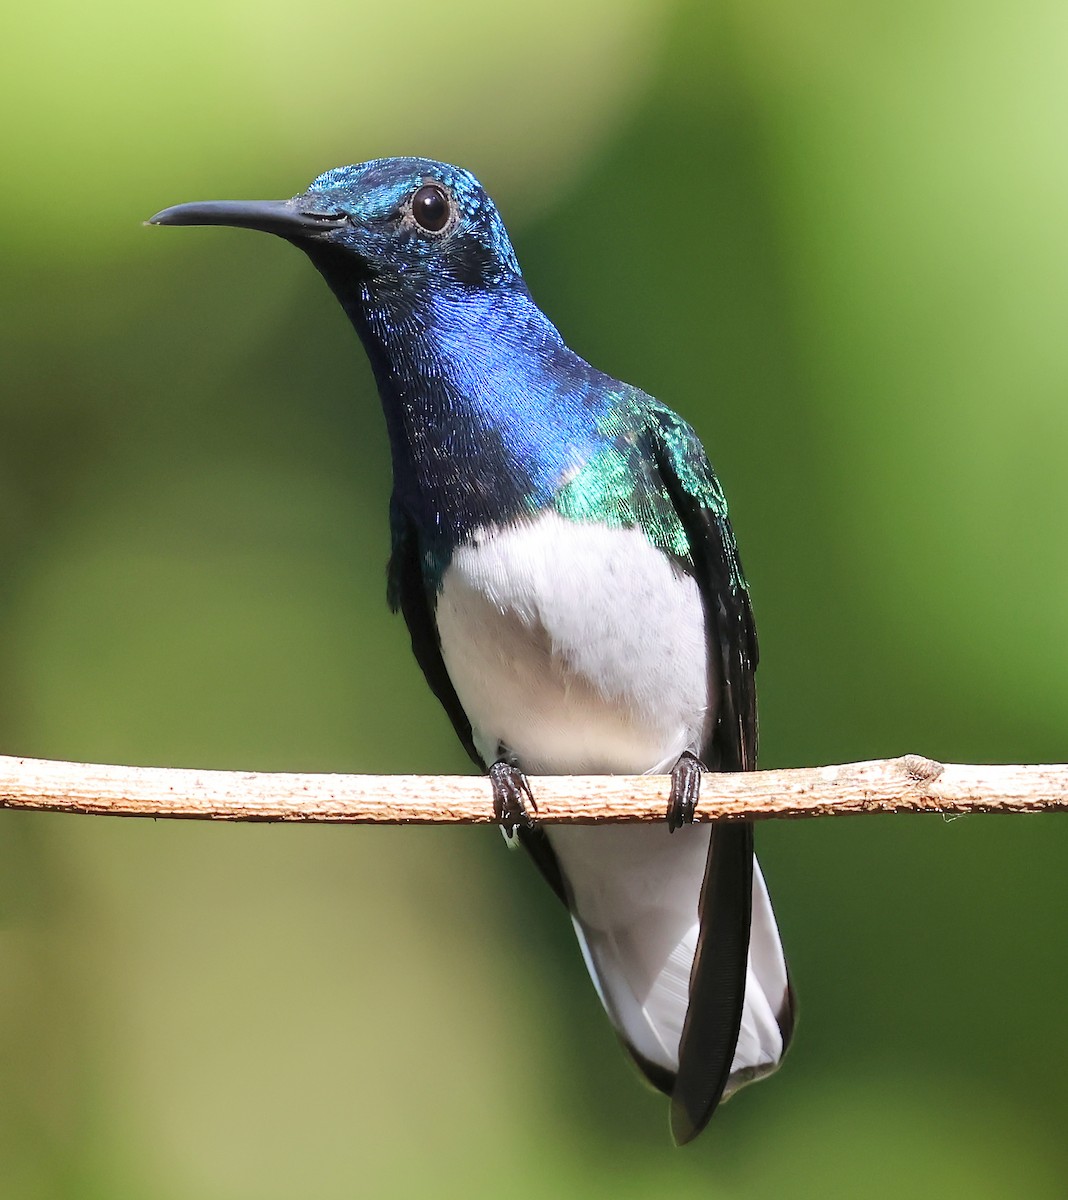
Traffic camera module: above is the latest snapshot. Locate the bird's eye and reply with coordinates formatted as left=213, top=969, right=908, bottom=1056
left=410, top=184, right=451, bottom=233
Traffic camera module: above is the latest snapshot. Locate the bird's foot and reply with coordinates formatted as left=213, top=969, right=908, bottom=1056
left=490, top=761, right=538, bottom=839
left=667, top=751, right=704, bottom=832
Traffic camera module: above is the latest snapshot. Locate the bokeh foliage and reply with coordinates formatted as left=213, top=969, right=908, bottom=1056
left=3, top=1, right=1068, bottom=1195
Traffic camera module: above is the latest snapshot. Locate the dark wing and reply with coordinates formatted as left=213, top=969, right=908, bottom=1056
left=387, top=505, right=568, bottom=904
left=646, top=405, right=760, bottom=1145
left=387, top=505, right=481, bottom=767
left=646, top=405, right=758, bottom=771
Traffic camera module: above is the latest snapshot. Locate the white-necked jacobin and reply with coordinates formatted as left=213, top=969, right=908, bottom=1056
left=149, top=158, right=794, bottom=1144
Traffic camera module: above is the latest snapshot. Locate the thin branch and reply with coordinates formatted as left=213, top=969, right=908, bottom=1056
left=0, top=753, right=1066, bottom=825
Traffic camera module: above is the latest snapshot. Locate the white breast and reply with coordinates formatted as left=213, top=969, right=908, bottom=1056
left=434, top=511, right=713, bottom=774
left=434, top=511, right=790, bottom=1091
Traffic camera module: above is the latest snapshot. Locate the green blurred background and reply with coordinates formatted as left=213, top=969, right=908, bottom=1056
left=3, top=0, right=1068, bottom=1195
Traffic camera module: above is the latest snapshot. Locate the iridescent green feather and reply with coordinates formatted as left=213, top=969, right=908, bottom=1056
left=554, top=391, right=746, bottom=595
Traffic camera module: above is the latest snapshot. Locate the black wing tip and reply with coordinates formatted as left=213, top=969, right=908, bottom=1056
left=669, top=1056, right=735, bottom=1145
left=671, top=980, right=797, bottom=1145
left=624, top=1046, right=676, bottom=1097
left=668, top=820, right=755, bottom=1145
left=670, top=1095, right=713, bottom=1147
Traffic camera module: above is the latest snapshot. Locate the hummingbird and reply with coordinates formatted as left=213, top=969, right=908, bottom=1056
left=149, top=157, right=794, bottom=1143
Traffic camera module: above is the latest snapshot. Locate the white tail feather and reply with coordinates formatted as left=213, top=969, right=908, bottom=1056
left=549, top=824, right=791, bottom=1091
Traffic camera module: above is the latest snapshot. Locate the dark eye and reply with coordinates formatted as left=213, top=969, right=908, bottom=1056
left=411, top=184, right=451, bottom=233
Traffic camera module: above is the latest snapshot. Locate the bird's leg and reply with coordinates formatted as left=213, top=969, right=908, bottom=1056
left=489, top=760, right=538, bottom=838
left=667, top=751, right=705, bottom=832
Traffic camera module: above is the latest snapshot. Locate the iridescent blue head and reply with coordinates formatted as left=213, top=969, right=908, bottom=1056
left=150, top=157, right=610, bottom=550
left=149, top=156, right=521, bottom=290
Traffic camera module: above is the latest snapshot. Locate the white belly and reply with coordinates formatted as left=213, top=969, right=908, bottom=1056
left=434, top=512, right=713, bottom=774
left=433, top=511, right=788, bottom=1087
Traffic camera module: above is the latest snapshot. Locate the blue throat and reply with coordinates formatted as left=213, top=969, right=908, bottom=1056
left=307, top=250, right=620, bottom=552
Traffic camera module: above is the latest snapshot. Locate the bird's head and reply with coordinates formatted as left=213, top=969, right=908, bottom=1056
left=149, top=157, right=522, bottom=291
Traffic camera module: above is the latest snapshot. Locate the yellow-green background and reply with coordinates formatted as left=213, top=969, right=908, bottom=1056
left=3, top=1, right=1067, bottom=1195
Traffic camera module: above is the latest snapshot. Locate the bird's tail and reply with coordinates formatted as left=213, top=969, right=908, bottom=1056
left=670, top=823, right=794, bottom=1143
left=554, top=823, right=793, bottom=1136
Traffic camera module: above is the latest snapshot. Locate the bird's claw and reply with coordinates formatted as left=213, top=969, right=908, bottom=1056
left=490, top=761, right=538, bottom=838
left=667, top=752, right=704, bottom=831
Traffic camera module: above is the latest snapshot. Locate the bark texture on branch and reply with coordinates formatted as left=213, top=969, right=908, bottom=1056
left=0, top=754, right=1065, bottom=825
